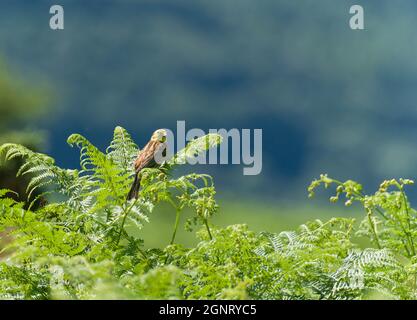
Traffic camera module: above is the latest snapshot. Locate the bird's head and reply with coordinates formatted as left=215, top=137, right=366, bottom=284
left=151, top=129, right=167, bottom=143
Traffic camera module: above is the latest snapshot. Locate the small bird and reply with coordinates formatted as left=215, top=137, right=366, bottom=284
left=127, top=129, right=167, bottom=200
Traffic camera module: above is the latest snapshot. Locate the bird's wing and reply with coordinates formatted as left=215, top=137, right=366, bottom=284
left=134, top=140, right=164, bottom=173
left=155, top=141, right=167, bottom=160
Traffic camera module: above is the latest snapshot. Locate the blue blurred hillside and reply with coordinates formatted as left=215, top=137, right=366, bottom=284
left=2, top=0, right=417, bottom=201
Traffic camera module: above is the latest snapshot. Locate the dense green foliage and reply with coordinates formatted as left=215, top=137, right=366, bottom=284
left=0, top=128, right=416, bottom=300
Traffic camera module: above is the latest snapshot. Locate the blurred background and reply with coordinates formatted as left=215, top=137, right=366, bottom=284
left=1, top=0, right=417, bottom=246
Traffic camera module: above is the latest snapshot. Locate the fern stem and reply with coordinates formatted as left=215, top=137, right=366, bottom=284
left=116, top=213, right=129, bottom=246
left=401, top=238, right=411, bottom=257
left=399, top=186, right=416, bottom=256
left=204, top=218, right=213, bottom=240
left=164, top=203, right=181, bottom=265
left=170, top=208, right=181, bottom=245
left=116, top=199, right=138, bottom=245
left=367, top=210, right=381, bottom=249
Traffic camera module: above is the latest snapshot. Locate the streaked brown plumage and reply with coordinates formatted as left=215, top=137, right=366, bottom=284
left=127, top=129, right=167, bottom=200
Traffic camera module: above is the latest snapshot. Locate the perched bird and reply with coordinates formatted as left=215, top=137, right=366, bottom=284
left=127, top=129, right=167, bottom=200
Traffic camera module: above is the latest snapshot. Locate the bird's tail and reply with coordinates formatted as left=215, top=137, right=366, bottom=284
left=127, top=174, right=141, bottom=200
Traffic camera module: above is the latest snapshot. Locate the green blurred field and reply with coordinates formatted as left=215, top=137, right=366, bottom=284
left=139, top=199, right=363, bottom=248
